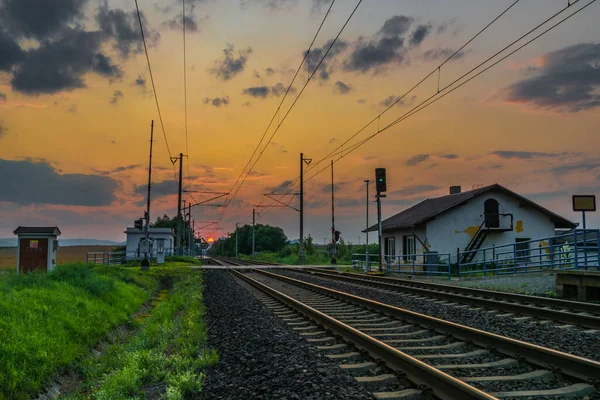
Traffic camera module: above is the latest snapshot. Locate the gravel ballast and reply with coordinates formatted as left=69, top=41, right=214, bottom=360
left=197, top=270, right=374, bottom=400
left=278, top=270, right=600, bottom=361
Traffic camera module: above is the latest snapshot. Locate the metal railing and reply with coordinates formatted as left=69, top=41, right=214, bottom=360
left=86, top=247, right=200, bottom=265
left=352, top=252, right=452, bottom=279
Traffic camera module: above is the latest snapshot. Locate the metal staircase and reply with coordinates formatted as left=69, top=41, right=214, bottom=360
left=460, top=221, right=488, bottom=264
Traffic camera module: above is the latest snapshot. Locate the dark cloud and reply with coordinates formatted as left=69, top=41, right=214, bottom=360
left=390, top=185, right=440, bottom=197
left=333, top=81, right=352, bottom=95
left=112, top=164, right=139, bottom=173
left=134, top=75, right=146, bottom=87
left=110, top=90, right=124, bottom=105
left=162, top=14, right=200, bottom=33
left=266, top=180, right=294, bottom=194
left=380, top=16, right=413, bottom=38
left=409, top=24, right=431, bottom=46
left=406, top=154, right=429, bottom=166
left=11, top=28, right=122, bottom=95
left=265, top=67, right=275, bottom=76
left=422, top=48, right=467, bottom=62
left=135, top=180, right=177, bottom=197
left=0, top=158, right=117, bottom=206
left=96, top=4, right=153, bottom=58
left=505, top=43, right=600, bottom=112
left=0, top=29, right=24, bottom=71
left=438, top=153, right=458, bottom=159
left=343, top=16, right=434, bottom=73
left=380, top=94, right=417, bottom=108
left=211, top=44, right=253, bottom=81
left=550, top=161, right=600, bottom=175
left=0, top=0, right=87, bottom=40
left=491, top=151, right=564, bottom=160
left=304, top=39, right=348, bottom=80
left=204, top=96, right=230, bottom=107
left=242, top=83, right=295, bottom=98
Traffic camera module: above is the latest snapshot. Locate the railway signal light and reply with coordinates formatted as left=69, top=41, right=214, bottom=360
left=375, top=168, right=387, bottom=193
left=334, top=230, right=341, bottom=242
left=134, top=218, right=143, bottom=230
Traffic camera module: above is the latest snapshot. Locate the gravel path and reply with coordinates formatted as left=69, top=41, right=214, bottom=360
left=197, top=270, right=373, bottom=400
left=278, top=270, right=600, bottom=362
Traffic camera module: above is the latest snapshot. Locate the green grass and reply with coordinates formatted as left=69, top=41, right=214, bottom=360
left=0, top=263, right=157, bottom=400
left=65, top=268, right=217, bottom=399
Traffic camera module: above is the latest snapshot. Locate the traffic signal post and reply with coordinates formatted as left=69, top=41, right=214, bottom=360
left=375, top=168, right=387, bottom=273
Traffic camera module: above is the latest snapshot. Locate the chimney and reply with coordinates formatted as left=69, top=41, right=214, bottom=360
left=449, top=186, right=461, bottom=195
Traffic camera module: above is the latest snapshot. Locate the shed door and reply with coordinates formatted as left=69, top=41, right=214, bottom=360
left=484, top=199, right=500, bottom=228
left=19, top=238, right=48, bottom=274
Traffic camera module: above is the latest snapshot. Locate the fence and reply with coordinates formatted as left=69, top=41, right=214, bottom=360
left=86, top=247, right=200, bottom=266
left=352, top=252, right=452, bottom=279
left=351, top=229, right=599, bottom=280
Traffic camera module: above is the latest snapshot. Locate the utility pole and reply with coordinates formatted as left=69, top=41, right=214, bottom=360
left=172, top=152, right=184, bottom=254
left=187, top=202, right=191, bottom=255
left=191, top=219, right=195, bottom=256
left=299, top=153, right=311, bottom=264
left=377, top=194, right=383, bottom=273
left=182, top=199, right=187, bottom=254
left=331, top=160, right=336, bottom=264
left=364, top=180, right=370, bottom=268
left=145, top=120, right=154, bottom=238
left=375, top=169, right=387, bottom=273
left=252, top=209, right=256, bottom=258
left=235, top=223, right=240, bottom=258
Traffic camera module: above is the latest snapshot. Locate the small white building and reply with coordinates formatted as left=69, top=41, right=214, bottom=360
left=13, top=226, right=61, bottom=274
left=125, top=227, right=175, bottom=260
left=367, top=184, right=576, bottom=266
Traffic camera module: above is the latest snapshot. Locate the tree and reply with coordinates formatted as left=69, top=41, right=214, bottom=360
left=303, top=234, right=316, bottom=255
left=150, top=214, right=194, bottom=250
left=207, top=223, right=288, bottom=256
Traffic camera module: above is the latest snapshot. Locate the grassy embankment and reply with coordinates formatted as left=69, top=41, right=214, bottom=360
left=0, top=261, right=215, bottom=400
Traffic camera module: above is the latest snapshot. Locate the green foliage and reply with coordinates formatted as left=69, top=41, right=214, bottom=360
left=151, top=214, right=194, bottom=250
left=165, top=255, right=199, bottom=264
left=303, top=235, right=316, bottom=255
left=71, top=270, right=217, bottom=399
left=209, top=223, right=288, bottom=256
left=112, top=245, right=126, bottom=253
left=0, top=263, right=156, bottom=400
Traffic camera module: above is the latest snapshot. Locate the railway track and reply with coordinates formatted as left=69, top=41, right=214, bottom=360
left=232, top=268, right=600, bottom=400
left=207, top=256, right=280, bottom=267
left=295, top=268, right=600, bottom=330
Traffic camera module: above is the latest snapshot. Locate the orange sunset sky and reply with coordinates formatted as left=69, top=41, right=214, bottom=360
left=0, top=0, right=599, bottom=243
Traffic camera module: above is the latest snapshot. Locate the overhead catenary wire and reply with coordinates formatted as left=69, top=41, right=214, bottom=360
left=254, top=0, right=594, bottom=220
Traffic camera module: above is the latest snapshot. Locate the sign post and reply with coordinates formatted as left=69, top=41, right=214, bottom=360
left=572, top=195, right=596, bottom=267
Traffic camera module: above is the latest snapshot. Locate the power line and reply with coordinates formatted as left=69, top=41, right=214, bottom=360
left=134, top=0, right=174, bottom=161
left=256, top=0, right=594, bottom=220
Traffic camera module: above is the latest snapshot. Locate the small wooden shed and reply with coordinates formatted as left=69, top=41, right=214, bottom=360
left=13, top=226, right=61, bottom=274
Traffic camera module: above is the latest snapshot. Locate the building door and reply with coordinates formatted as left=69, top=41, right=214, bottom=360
left=385, top=237, right=396, bottom=264
left=484, top=198, right=500, bottom=228
left=19, top=238, right=48, bottom=274
left=403, top=235, right=416, bottom=261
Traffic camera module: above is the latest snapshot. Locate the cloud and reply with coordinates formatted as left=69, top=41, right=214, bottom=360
left=265, top=67, right=275, bottom=76
left=328, top=137, right=337, bottom=144
left=0, top=0, right=87, bottom=40
left=0, top=122, right=6, bottom=138
left=112, top=164, right=139, bottom=173
left=110, top=90, right=124, bottom=105
left=243, top=83, right=295, bottom=98
left=504, top=43, right=600, bottom=112
left=333, top=80, right=352, bottom=95
left=266, top=180, right=294, bottom=194
left=11, top=28, right=122, bottom=95
left=204, top=96, right=229, bottom=107
left=422, top=48, right=467, bottom=62
left=210, top=44, right=253, bottom=81
left=0, top=93, right=6, bottom=103
left=357, top=99, right=366, bottom=104
left=96, top=4, right=157, bottom=58
left=380, top=15, right=413, bottom=37
left=304, top=38, right=348, bottom=80
left=134, top=75, right=146, bottom=87
left=406, top=154, right=429, bottom=166
left=135, top=180, right=177, bottom=197
left=380, top=94, right=417, bottom=108
left=438, top=153, right=458, bottom=159
left=390, top=185, right=440, bottom=197
left=269, top=142, right=287, bottom=153
left=0, top=30, right=24, bottom=71
left=0, top=158, right=117, bottom=206
left=409, top=24, right=431, bottom=46
left=67, top=104, right=77, bottom=114
left=491, top=150, right=564, bottom=160
left=162, top=14, right=201, bottom=33
left=550, top=160, right=600, bottom=175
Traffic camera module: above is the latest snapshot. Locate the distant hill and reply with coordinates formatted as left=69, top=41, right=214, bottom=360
left=0, top=239, right=124, bottom=248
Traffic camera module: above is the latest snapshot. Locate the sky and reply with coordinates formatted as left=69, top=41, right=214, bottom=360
left=0, top=0, right=599, bottom=244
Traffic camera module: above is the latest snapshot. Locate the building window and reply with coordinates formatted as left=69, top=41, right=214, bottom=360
left=484, top=198, right=500, bottom=228
left=515, top=238, right=530, bottom=263
left=385, top=237, right=396, bottom=265
left=403, top=235, right=416, bottom=261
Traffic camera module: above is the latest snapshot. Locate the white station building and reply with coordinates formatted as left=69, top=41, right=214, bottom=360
left=124, top=227, right=175, bottom=260
left=366, top=184, right=576, bottom=264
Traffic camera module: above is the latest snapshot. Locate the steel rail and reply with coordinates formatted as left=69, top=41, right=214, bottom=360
left=311, top=269, right=600, bottom=314
left=232, top=269, right=497, bottom=400
left=298, top=269, right=600, bottom=329
left=256, top=269, right=600, bottom=384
